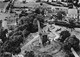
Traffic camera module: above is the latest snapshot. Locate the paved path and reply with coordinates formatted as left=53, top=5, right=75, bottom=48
left=21, top=34, right=39, bottom=54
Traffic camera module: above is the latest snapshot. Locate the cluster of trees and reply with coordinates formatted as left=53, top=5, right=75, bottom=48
left=24, top=50, right=53, bottom=57
left=24, top=51, right=35, bottom=57
left=0, top=9, right=45, bottom=56
left=56, top=11, right=66, bottom=21
left=57, top=30, right=80, bottom=57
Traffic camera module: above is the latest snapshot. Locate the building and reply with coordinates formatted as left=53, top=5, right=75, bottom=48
left=67, top=9, right=78, bottom=18
left=2, top=19, right=8, bottom=29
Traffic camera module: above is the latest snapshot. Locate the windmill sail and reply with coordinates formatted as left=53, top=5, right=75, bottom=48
left=37, top=20, right=43, bottom=47
left=37, top=20, right=42, bottom=34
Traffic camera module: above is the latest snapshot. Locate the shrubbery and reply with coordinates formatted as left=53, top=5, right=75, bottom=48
left=1, top=11, right=45, bottom=55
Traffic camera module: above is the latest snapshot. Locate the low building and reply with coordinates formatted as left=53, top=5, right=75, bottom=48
left=2, top=19, right=8, bottom=29
left=67, top=9, right=78, bottom=18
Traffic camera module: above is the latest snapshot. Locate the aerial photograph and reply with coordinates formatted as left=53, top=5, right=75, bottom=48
left=0, top=0, right=80, bottom=57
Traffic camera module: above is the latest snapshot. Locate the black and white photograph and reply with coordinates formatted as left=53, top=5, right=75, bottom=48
left=0, top=0, right=80, bottom=57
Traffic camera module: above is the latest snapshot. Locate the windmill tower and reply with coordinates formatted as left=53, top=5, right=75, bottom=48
left=37, top=19, right=49, bottom=47
left=37, top=20, right=43, bottom=46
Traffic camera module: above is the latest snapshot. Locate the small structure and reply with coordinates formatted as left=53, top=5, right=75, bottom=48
left=2, top=19, right=8, bottom=29
left=67, top=9, right=78, bottom=18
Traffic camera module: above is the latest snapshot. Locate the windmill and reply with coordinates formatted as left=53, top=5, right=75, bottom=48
left=37, top=20, right=50, bottom=47
left=37, top=20, right=43, bottom=47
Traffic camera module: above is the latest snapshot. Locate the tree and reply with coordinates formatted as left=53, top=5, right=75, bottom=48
left=45, top=54, right=53, bottom=57
left=22, top=29, right=30, bottom=38
left=18, top=14, right=45, bottom=33
left=0, top=28, right=8, bottom=43
left=73, top=0, right=79, bottom=7
left=1, top=11, right=45, bottom=55
left=47, top=0, right=49, bottom=2
left=64, top=35, right=80, bottom=52
left=63, top=35, right=79, bottom=57
left=3, top=52, right=12, bottom=57
left=36, top=0, right=41, bottom=2
left=24, top=51, right=35, bottom=57
left=1, top=30, right=24, bottom=53
left=14, top=47, right=21, bottom=54
left=58, top=30, right=71, bottom=42
left=56, top=11, right=66, bottom=20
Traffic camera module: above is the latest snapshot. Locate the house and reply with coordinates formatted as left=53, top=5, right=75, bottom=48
left=67, top=9, right=78, bottom=18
